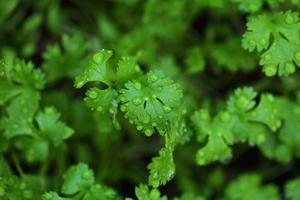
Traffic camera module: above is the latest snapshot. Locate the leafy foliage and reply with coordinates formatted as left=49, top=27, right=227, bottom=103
left=1, top=0, right=300, bottom=199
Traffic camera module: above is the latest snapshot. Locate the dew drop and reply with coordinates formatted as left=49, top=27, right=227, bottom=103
left=134, top=82, right=142, bottom=90
left=142, top=114, right=151, bottom=124
left=248, top=39, right=256, bottom=47
left=264, top=64, right=277, bottom=77
left=120, top=105, right=127, bottom=112
left=256, top=134, right=265, bottom=143
left=259, top=38, right=267, bottom=46
left=88, top=90, right=98, bottom=99
left=150, top=74, right=158, bottom=82
left=133, top=97, right=142, bottom=105
left=145, top=129, right=152, bottom=136
left=285, top=62, right=295, bottom=74
left=163, top=106, right=172, bottom=113
left=137, top=125, right=143, bottom=131
left=119, top=96, right=126, bottom=102
left=82, top=171, right=93, bottom=179
left=295, top=52, right=300, bottom=62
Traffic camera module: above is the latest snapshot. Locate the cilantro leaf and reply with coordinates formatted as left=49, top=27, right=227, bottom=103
left=74, top=50, right=113, bottom=88
left=119, top=70, right=183, bottom=136
left=36, top=107, right=74, bottom=146
left=62, top=163, right=95, bottom=195
left=133, top=184, right=167, bottom=200
left=242, top=10, right=300, bottom=76
left=285, top=177, right=300, bottom=200
left=147, top=147, right=175, bottom=188
left=225, top=174, right=280, bottom=200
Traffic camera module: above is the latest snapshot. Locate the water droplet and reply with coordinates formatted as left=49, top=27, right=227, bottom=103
left=137, top=125, right=143, bottom=131
left=152, top=94, right=157, bottom=98
left=295, top=52, right=300, bottom=62
left=259, top=38, right=267, bottom=46
left=248, top=39, right=256, bottom=47
left=82, top=171, right=93, bottom=179
left=134, top=82, right=142, bottom=90
left=285, top=62, right=295, bottom=74
left=143, top=114, right=151, bottom=124
left=264, top=64, right=277, bottom=77
left=119, top=96, right=126, bottom=102
left=256, top=134, right=265, bottom=143
left=150, top=74, right=158, bottom=82
left=129, top=119, right=133, bottom=124
left=152, top=122, right=157, bottom=126
left=182, top=109, right=187, bottom=115
left=145, top=129, right=152, bottom=136
left=88, top=90, right=98, bottom=99
left=133, top=97, right=142, bottom=105
left=120, top=105, right=127, bottom=112
left=285, top=13, right=294, bottom=24
left=93, top=52, right=103, bottom=63
left=163, top=106, right=172, bottom=113
left=97, top=106, right=103, bottom=112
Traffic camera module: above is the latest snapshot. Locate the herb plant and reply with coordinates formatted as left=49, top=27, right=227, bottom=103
left=0, top=0, right=300, bottom=199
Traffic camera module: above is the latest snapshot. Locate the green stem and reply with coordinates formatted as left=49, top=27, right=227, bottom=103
left=12, top=152, right=24, bottom=177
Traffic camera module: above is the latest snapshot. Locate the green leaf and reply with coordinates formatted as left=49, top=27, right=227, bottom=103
left=42, top=34, right=90, bottom=83
left=42, top=192, right=65, bottom=200
left=36, top=107, right=74, bottom=146
left=225, top=174, right=280, bottom=200
left=242, top=10, right=300, bottom=76
left=185, top=47, right=205, bottom=74
left=119, top=70, right=183, bottom=136
left=84, top=87, right=118, bottom=114
left=248, top=94, right=281, bottom=131
left=231, top=0, right=263, bottom=13
left=74, top=50, right=113, bottom=88
left=2, top=90, right=40, bottom=138
left=147, top=148, right=175, bottom=188
left=134, top=184, right=167, bottom=200
left=62, top=163, right=95, bottom=195
left=285, top=177, right=300, bottom=200
left=116, top=56, right=141, bottom=83
left=83, top=184, right=119, bottom=200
